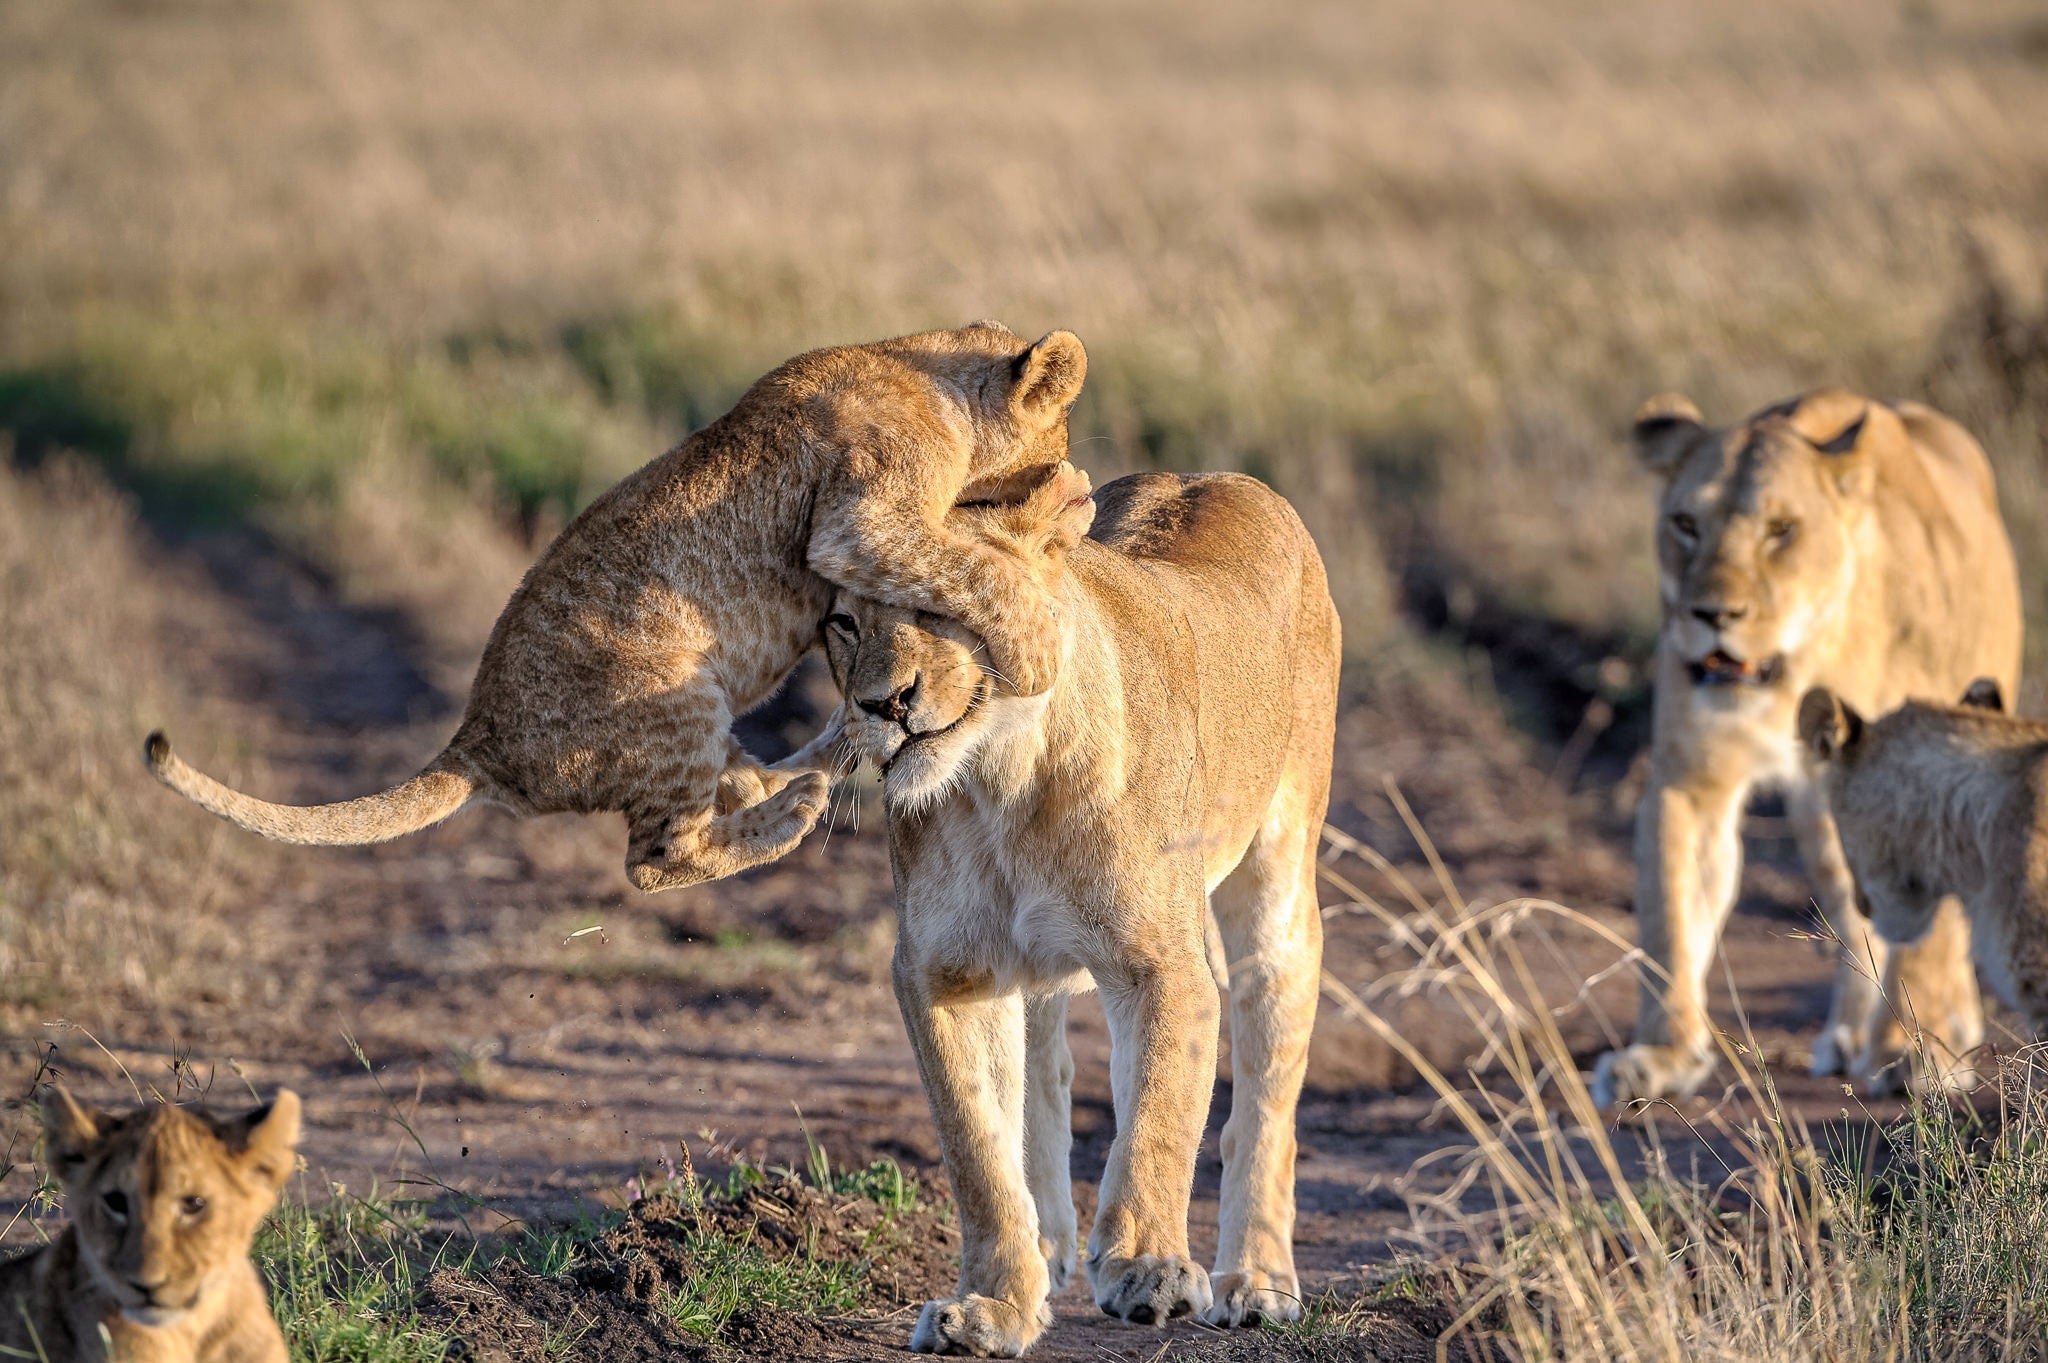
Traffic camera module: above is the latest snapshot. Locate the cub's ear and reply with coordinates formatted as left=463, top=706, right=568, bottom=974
left=42, top=1087, right=102, bottom=1172
left=1798, top=687, right=1865, bottom=762
left=229, top=1090, right=302, bottom=1191
left=1631, top=393, right=1704, bottom=476
left=1009, top=331, right=1087, bottom=429
left=1961, top=677, right=2006, bottom=712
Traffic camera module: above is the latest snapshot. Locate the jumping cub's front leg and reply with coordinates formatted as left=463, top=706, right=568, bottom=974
left=1088, top=923, right=1220, bottom=1326
left=898, top=974, right=1050, bottom=1358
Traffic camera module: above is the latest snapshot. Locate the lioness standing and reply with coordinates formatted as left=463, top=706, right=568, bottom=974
left=825, top=471, right=1337, bottom=1354
left=147, top=322, right=1087, bottom=892
left=1594, top=390, right=2020, bottom=1107
left=0, top=1089, right=301, bottom=1363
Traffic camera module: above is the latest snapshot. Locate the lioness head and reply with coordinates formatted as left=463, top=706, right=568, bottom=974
left=823, top=466, right=1094, bottom=810
left=1798, top=680, right=2007, bottom=944
left=44, top=1088, right=301, bottom=1326
left=1634, top=389, right=1902, bottom=695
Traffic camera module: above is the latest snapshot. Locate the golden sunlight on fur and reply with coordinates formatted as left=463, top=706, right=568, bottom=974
left=1595, top=390, right=2021, bottom=1108
left=824, top=469, right=1338, bottom=1354
left=143, top=322, right=1088, bottom=892
left=0, top=1089, right=301, bottom=1363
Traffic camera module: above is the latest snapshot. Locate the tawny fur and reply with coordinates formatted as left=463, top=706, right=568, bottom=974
left=1596, top=389, right=2021, bottom=1108
left=144, top=321, right=1089, bottom=891
left=823, top=470, right=1338, bottom=1355
left=0, top=1090, right=301, bottom=1363
left=1803, top=683, right=2048, bottom=1040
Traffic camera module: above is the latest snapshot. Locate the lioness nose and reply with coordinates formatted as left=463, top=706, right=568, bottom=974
left=857, top=678, right=918, bottom=724
left=1691, top=602, right=1747, bottom=628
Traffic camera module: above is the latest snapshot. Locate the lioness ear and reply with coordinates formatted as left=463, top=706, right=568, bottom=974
left=1010, top=331, right=1087, bottom=428
left=230, top=1090, right=302, bottom=1191
left=1798, top=687, right=1864, bottom=762
left=1961, top=677, right=2006, bottom=712
left=42, top=1087, right=101, bottom=1172
left=1631, top=393, right=1704, bottom=477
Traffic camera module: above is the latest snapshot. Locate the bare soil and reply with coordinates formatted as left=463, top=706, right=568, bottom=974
left=1, top=520, right=1947, bottom=1360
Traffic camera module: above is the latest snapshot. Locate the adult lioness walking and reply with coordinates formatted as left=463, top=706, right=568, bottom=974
left=1594, top=390, right=2020, bottom=1107
left=824, top=471, right=1337, bottom=1355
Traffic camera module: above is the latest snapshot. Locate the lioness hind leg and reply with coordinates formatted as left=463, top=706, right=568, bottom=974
left=1202, top=818, right=1321, bottom=1327
left=1022, top=994, right=1078, bottom=1292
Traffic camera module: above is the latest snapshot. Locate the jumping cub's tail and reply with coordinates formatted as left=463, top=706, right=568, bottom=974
left=143, top=732, right=480, bottom=846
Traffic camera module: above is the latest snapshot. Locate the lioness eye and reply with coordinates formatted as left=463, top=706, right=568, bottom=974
left=1766, top=518, right=1797, bottom=544
left=101, top=1190, right=129, bottom=1221
left=1668, top=512, right=1698, bottom=541
left=824, top=613, right=858, bottom=636
left=180, top=1195, right=207, bottom=1217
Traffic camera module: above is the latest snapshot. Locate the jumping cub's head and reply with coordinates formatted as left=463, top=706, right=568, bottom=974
left=43, top=1088, right=301, bottom=1327
left=824, top=461, right=1095, bottom=811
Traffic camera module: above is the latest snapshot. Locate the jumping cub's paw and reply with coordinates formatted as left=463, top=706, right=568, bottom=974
left=909, top=1294, right=1048, bottom=1357
left=1091, top=1254, right=1212, bottom=1326
left=981, top=613, right=1061, bottom=698
left=1015, top=460, right=1096, bottom=546
left=1590, top=1043, right=1715, bottom=1110
left=1203, top=1268, right=1302, bottom=1328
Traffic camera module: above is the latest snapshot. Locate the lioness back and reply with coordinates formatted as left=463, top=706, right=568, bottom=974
left=0, top=1090, right=300, bottom=1363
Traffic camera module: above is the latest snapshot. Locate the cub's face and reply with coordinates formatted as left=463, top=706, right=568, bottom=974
left=45, top=1090, right=300, bottom=1326
left=823, top=596, right=1000, bottom=812
left=1634, top=392, right=1881, bottom=699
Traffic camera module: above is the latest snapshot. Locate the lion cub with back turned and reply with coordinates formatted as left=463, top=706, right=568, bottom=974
left=1802, top=680, right=2048, bottom=1039
left=0, top=1089, right=301, bottom=1363
left=145, top=323, right=1089, bottom=890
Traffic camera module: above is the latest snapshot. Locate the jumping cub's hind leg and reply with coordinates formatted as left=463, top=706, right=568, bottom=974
left=1202, top=815, right=1321, bottom=1328
left=624, top=716, right=829, bottom=893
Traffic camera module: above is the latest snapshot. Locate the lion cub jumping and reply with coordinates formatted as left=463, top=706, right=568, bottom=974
left=0, top=1089, right=301, bottom=1363
left=1802, top=680, right=2048, bottom=1040
left=146, top=322, right=1089, bottom=891
left=825, top=470, right=1337, bottom=1354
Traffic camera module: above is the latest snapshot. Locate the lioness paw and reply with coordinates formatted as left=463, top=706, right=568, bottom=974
left=909, top=1294, right=1045, bottom=1357
left=1590, top=1043, right=1714, bottom=1110
left=1204, top=1268, right=1301, bottom=1328
left=1091, top=1253, right=1211, bottom=1326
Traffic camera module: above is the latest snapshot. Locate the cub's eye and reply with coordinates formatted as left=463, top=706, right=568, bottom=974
left=180, top=1195, right=207, bottom=1217
left=1766, top=518, right=1798, bottom=545
left=101, top=1190, right=129, bottom=1221
left=824, top=613, right=858, bottom=637
left=1667, top=512, right=1699, bottom=542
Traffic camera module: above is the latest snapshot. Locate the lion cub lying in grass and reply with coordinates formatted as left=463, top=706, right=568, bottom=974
left=147, top=321, right=1089, bottom=890
left=1802, top=679, right=2048, bottom=1040
left=825, top=469, right=1338, bottom=1354
left=0, top=1089, right=301, bottom=1363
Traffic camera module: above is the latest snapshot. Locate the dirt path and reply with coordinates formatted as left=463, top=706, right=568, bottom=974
left=7, top=524, right=1943, bottom=1360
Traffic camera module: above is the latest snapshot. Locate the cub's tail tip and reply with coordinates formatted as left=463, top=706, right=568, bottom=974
left=144, top=731, right=172, bottom=771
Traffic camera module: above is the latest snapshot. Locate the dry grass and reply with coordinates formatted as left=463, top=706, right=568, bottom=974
left=0, top=457, right=266, bottom=1021
left=1320, top=822, right=2048, bottom=1362
left=6, top=0, right=2048, bottom=657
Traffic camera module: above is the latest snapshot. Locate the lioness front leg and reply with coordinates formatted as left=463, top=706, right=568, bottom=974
left=1088, top=926, right=1220, bottom=1326
left=897, top=976, right=1050, bottom=1357
left=1594, top=775, right=1744, bottom=1107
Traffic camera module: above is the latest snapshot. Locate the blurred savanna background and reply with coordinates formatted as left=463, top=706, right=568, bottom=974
left=6, top=2, right=2048, bottom=1358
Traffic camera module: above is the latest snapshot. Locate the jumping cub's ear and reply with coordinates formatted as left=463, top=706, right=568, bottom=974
left=1631, top=393, right=1704, bottom=476
left=1009, top=331, right=1088, bottom=429
left=1798, top=687, right=1865, bottom=762
left=1961, top=677, right=2006, bottom=712
left=228, top=1090, right=302, bottom=1191
left=42, top=1087, right=102, bottom=1171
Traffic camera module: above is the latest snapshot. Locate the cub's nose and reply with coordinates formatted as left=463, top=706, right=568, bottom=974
left=1690, top=602, right=1747, bottom=628
left=857, top=677, right=919, bottom=725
